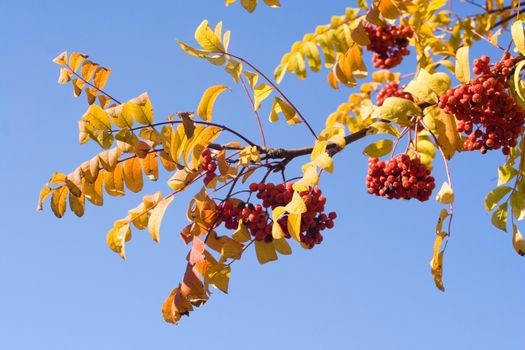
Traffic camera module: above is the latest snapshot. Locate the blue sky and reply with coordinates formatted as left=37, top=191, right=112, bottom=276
left=1, top=1, right=524, bottom=349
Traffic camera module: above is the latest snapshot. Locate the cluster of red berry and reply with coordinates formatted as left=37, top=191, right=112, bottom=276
left=376, top=81, right=414, bottom=106
left=366, top=155, right=435, bottom=201
left=365, top=24, right=414, bottom=69
left=438, top=53, right=525, bottom=155
left=216, top=182, right=336, bottom=248
left=201, top=148, right=217, bottom=185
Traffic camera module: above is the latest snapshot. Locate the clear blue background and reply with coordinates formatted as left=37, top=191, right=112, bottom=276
left=1, top=1, right=524, bottom=349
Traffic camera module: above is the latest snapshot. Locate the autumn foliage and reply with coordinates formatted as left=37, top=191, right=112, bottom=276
left=39, top=0, right=525, bottom=324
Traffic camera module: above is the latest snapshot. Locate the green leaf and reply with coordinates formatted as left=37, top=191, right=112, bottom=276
left=491, top=202, right=508, bottom=232
left=498, top=165, right=517, bottom=186
left=484, top=186, right=512, bottom=212
left=197, top=85, right=228, bottom=122
left=362, top=139, right=393, bottom=157
left=366, top=121, right=401, bottom=137
left=371, top=97, right=422, bottom=126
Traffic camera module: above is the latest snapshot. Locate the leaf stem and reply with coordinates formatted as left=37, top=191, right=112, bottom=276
left=223, top=52, right=318, bottom=139
left=65, top=64, right=122, bottom=104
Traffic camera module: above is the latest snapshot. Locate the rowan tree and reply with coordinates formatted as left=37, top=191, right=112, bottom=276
left=38, top=0, right=525, bottom=324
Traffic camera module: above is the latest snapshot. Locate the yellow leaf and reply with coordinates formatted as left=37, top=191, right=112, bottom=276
left=253, top=83, right=273, bottom=110
left=148, top=195, right=174, bottom=243
left=272, top=206, right=287, bottom=222
left=240, top=0, right=257, bottom=12
left=377, top=0, right=400, bottom=19
left=142, top=152, right=159, bottom=181
left=160, top=150, right=177, bottom=171
left=123, top=157, right=143, bottom=193
left=423, top=106, right=462, bottom=159
left=327, top=70, right=339, bottom=89
left=293, top=165, right=319, bottom=191
left=254, top=240, right=277, bottom=264
left=311, top=152, right=334, bottom=173
left=512, top=224, right=525, bottom=256
left=238, top=146, right=260, bottom=166
left=220, top=236, right=244, bottom=260
left=52, top=51, right=67, bottom=65
left=103, top=164, right=125, bottom=197
left=162, top=288, right=181, bottom=324
left=69, top=52, right=86, bottom=72
left=81, top=60, right=98, bottom=81
left=272, top=221, right=286, bottom=239
left=85, top=87, right=98, bottom=105
left=197, top=85, right=228, bottom=122
left=72, top=78, right=85, bottom=96
left=510, top=191, right=525, bottom=220
left=225, top=59, right=243, bottom=83
left=435, top=182, right=454, bottom=204
left=287, top=213, right=302, bottom=242
left=83, top=174, right=104, bottom=206
left=51, top=186, right=68, bottom=218
left=93, top=67, right=111, bottom=90
left=98, top=95, right=111, bottom=108
left=106, top=220, right=131, bottom=259
left=82, top=104, right=112, bottom=132
left=232, top=220, right=251, bottom=242
left=455, top=46, right=470, bottom=84
left=58, top=67, right=72, bottom=84
left=273, top=238, right=291, bottom=255
left=263, top=0, right=280, bottom=7
left=351, top=20, right=371, bottom=45
left=122, top=92, right=154, bottom=125
left=498, top=165, right=517, bottom=186
left=268, top=97, right=300, bottom=124
left=363, top=139, right=393, bottom=157
left=284, top=191, right=307, bottom=214
left=195, top=20, right=225, bottom=52
left=223, top=30, right=231, bottom=52
left=205, top=264, right=231, bottom=293
left=49, top=172, right=66, bottom=184
left=243, top=70, right=258, bottom=88
left=65, top=170, right=82, bottom=197
left=69, top=192, right=85, bottom=217
left=435, top=209, right=449, bottom=234
left=404, top=70, right=437, bottom=103
left=512, top=20, right=525, bottom=56
left=168, top=168, right=198, bottom=191
left=303, top=42, right=321, bottom=72
left=37, top=186, right=52, bottom=211
left=430, top=233, right=446, bottom=292
left=80, top=156, right=100, bottom=183
left=98, top=147, right=121, bottom=172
